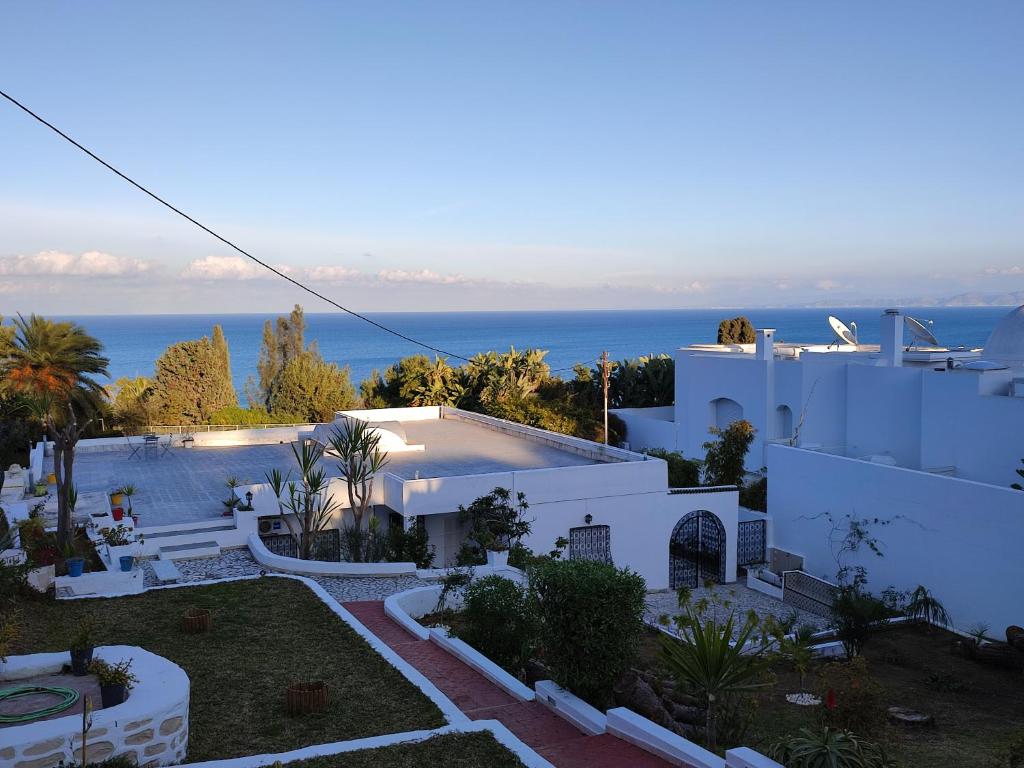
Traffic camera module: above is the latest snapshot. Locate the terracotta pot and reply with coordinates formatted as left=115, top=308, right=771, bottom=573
left=181, top=607, right=212, bottom=634
left=286, top=681, right=328, bottom=716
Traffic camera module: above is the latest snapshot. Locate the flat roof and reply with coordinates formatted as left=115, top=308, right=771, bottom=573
left=383, top=417, right=600, bottom=480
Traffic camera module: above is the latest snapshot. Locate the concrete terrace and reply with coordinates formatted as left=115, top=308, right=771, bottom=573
left=61, top=413, right=607, bottom=527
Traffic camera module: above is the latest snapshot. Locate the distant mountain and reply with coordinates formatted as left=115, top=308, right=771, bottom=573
left=801, top=289, right=1024, bottom=309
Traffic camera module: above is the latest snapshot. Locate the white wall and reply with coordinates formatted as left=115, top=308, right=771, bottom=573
left=767, top=444, right=1024, bottom=632
left=613, top=407, right=676, bottom=452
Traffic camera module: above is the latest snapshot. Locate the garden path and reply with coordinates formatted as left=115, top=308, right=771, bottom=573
left=344, top=600, right=683, bottom=768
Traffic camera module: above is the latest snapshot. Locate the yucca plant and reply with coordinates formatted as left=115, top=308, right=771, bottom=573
left=905, top=585, right=951, bottom=629
left=659, top=606, right=769, bottom=750
left=266, top=440, right=340, bottom=561
left=768, top=727, right=893, bottom=768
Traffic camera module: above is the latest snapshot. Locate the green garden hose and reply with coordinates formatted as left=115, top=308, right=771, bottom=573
left=0, top=685, right=80, bottom=723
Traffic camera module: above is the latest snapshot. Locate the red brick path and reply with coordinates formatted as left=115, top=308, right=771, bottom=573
left=344, top=600, right=677, bottom=767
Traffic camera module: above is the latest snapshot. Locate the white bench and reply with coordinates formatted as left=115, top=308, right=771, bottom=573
left=150, top=559, right=182, bottom=584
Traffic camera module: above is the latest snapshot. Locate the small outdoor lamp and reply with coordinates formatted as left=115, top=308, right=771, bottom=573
left=245, top=491, right=253, bottom=509
left=584, top=513, right=593, bottom=525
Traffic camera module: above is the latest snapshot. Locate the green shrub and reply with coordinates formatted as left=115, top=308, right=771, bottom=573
left=832, top=585, right=889, bottom=659
left=645, top=449, right=701, bottom=488
left=387, top=519, right=435, bottom=569
left=739, top=476, right=767, bottom=512
left=768, top=727, right=892, bottom=768
left=819, top=657, right=885, bottom=735
left=456, top=575, right=536, bottom=675
left=529, top=559, right=647, bottom=706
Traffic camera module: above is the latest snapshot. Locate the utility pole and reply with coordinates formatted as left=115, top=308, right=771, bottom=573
left=600, top=350, right=611, bottom=445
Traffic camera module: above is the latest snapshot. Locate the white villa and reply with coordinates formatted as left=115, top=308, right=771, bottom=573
left=616, top=306, right=1024, bottom=632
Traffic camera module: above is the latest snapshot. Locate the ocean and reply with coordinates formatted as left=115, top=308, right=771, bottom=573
left=58, top=307, right=1012, bottom=394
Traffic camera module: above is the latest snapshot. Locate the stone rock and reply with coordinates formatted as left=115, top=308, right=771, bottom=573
left=125, top=718, right=153, bottom=732
left=125, top=728, right=155, bottom=745
left=613, top=671, right=678, bottom=732
left=1007, top=625, right=1024, bottom=653
left=73, top=741, right=114, bottom=763
left=668, top=701, right=705, bottom=725
left=159, top=715, right=183, bottom=735
left=0, top=747, right=15, bottom=761
left=144, top=743, right=167, bottom=757
left=15, top=755, right=66, bottom=768
left=888, top=706, right=934, bottom=727
left=23, top=738, right=64, bottom=757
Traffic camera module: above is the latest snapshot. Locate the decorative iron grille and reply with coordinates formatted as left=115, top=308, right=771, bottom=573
left=261, top=529, right=341, bottom=562
left=782, top=570, right=838, bottom=618
left=669, top=510, right=726, bottom=589
left=737, top=519, right=767, bottom=566
left=569, top=525, right=612, bottom=564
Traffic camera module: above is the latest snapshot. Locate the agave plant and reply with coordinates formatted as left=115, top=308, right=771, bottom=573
left=905, top=585, right=951, bottom=629
left=768, top=727, right=893, bottom=768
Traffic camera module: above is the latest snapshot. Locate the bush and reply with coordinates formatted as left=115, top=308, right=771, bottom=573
left=457, top=575, right=537, bottom=675
left=739, top=476, right=767, bottom=512
left=832, top=585, right=889, bottom=659
left=819, top=657, right=885, bottom=735
left=529, top=559, right=647, bottom=706
left=645, top=449, right=701, bottom=488
left=387, top=519, right=435, bottom=569
left=768, top=727, right=891, bottom=768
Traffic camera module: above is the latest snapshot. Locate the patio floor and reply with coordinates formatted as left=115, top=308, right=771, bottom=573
left=54, top=444, right=299, bottom=527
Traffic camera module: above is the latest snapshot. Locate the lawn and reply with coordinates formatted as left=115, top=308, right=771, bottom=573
left=10, top=577, right=446, bottom=761
left=276, top=732, right=526, bottom=767
left=640, top=624, right=1024, bottom=766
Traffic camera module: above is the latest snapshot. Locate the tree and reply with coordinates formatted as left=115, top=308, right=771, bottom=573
left=256, top=304, right=307, bottom=406
left=1012, top=459, right=1023, bottom=490
left=0, top=315, right=109, bottom=547
left=266, top=351, right=357, bottom=422
left=149, top=334, right=237, bottom=423
left=703, top=419, right=755, bottom=486
left=458, top=487, right=532, bottom=554
left=717, top=316, right=756, bottom=344
left=328, top=418, right=389, bottom=561
left=265, top=440, right=341, bottom=560
left=108, top=376, right=155, bottom=432
left=211, top=324, right=233, bottom=391
left=660, top=605, right=770, bottom=750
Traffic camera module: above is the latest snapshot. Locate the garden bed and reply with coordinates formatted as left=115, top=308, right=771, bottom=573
left=272, top=731, right=526, bottom=767
left=637, top=623, right=1024, bottom=766
left=9, top=578, right=446, bottom=761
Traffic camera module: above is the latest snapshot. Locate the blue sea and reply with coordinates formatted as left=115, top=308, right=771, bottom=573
left=57, top=307, right=1012, bottom=394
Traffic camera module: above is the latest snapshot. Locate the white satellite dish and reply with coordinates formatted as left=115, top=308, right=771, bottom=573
left=827, top=315, right=858, bottom=348
left=905, top=315, right=939, bottom=348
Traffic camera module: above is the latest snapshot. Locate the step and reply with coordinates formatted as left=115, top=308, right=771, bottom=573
left=144, top=523, right=235, bottom=540
left=151, top=558, right=182, bottom=583
left=159, top=540, right=221, bottom=561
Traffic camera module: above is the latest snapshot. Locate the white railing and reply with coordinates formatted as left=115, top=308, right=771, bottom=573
left=139, top=422, right=322, bottom=435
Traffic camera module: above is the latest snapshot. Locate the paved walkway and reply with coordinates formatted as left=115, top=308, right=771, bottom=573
left=343, top=600, right=677, bottom=768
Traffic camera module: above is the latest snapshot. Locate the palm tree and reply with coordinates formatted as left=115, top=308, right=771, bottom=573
left=2, top=315, right=109, bottom=547
left=328, top=419, right=389, bottom=561
left=265, top=441, right=341, bottom=561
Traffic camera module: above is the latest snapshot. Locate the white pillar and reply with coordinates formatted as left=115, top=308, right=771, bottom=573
left=880, top=309, right=903, bottom=367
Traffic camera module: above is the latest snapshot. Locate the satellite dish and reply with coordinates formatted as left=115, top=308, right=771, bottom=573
left=827, top=315, right=858, bottom=347
left=905, top=316, right=939, bottom=348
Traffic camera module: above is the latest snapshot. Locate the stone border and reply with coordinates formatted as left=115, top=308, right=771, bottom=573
left=0, top=645, right=189, bottom=768
left=606, top=707, right=724, bottom=768
left=179, top=720, right=554, bottom=768
left=533, top=680, right=606, bottom=735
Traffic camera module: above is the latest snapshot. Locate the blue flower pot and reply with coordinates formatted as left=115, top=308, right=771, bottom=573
left=119, top=555, right=135, bottom=572
left=67, top=557, right=85, bottom=577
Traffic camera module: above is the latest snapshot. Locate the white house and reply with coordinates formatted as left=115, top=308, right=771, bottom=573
left=616, top=306, right=1024, bottom=631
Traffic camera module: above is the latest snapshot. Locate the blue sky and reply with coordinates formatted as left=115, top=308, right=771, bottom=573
left=1, top=1, right=1022, bottom=313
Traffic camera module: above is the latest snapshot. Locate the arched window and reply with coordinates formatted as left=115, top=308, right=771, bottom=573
left=710, top=397, right=743, bottom=431
left=776, top=405, right=794, bottom=439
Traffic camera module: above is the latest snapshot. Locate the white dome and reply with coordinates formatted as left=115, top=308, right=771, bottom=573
left=983, top=305, right=1024, bottom=368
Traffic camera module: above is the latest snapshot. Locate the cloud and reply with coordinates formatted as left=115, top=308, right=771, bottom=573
left=304, top=265, right=361, bottom=282
left=376, top=269, right=471, bottom=285
left=653, top=281, right=708, bottom=295
left=983, top=265, right=1023, bottom=275
left=181, top=255, right=265, bottom=280
left=0, top=250, right=152, bottom=276
left=815, top=278, right=843, bottom=291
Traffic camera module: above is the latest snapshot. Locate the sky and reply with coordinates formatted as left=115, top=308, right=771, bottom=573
left=1, top=1, right=1022, bottom=314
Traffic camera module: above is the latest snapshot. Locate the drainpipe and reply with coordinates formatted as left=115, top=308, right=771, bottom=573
left=757, top=329, right=775, bottom=464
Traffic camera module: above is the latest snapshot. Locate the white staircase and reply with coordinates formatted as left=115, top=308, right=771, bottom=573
left=158, top=540, right=221, bottom=561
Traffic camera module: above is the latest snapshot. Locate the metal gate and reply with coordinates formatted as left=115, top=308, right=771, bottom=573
left=568, top=525, right=612, bottom=564
left=737, top=519, right=767, bottom=566
left=669, top=511, right=725, bottom=589
left=261, top=529, right=341, bottom=562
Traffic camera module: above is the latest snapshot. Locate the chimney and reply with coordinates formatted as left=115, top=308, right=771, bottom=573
left=880, top=309, right=903, bottom=367
left=755, top=328, right=775, bottom=361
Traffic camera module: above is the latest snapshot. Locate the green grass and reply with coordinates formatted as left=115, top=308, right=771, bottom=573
left=276, top=732, right=526, bottom=767
left=10, top=578, right=446, bottom=761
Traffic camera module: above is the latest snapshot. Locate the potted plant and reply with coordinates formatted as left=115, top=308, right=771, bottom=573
left=34, top=481, right=47, bottom=497
left=110, top=487, right=125, bottom=506
left=221, top=477, right=242, bottom=517
left=69, top=616, right=96, bottom=676
left=286, top=680, right=328, bottom=715
left=121, top=484, right=137, bottom=517
left=100, top=525, right=139, bottom=571
left=88, top=658, right=137, bottom=707
left=182, top=607, right=212, bottom=634
left=111, top=506, right=125, bottom=522
left=66, top=555, right=85, bottom=577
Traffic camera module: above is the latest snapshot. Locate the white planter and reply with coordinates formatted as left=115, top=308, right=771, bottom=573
left=486, top=549, right=509, bottom=569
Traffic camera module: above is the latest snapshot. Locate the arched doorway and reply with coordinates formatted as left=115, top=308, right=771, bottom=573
left=776, top=405, right=794, bottom=440
left=669, top=510, right=726, bottom=589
